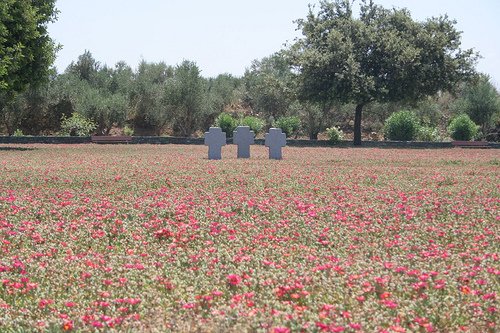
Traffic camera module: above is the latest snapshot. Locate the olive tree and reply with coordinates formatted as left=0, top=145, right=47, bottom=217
left=163, top=61, right=207, bottom=137
left=64, top=53, right=132, bottom=135
left=452, top=75, right=500, bottom=134
left=130, top=61, right=173, bottom=135
left=243, top=54, right=295, bottom=123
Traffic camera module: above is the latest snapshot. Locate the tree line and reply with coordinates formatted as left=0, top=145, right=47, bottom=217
left=1, top=0, right=499, bottom=143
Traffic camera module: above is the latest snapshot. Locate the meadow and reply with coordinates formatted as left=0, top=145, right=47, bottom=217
left=0, top=144, right=498, bottom=332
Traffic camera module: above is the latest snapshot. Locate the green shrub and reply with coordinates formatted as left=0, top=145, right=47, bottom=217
left=274, top=116, right=301, bottom=138
left=417, top=126, right=440, bottom=142
left=447, top=114, right=479, bottom=141
left=240, top=116, right=265, bottom=136
left=60, top=113, right=96, bottom=136
left=215, top=113, right=237, bottom=138
left=13, top=129, right=24, bottom=137
left=325, top=127, right=344, bottom=143
left=384, top=110, right=420, bottom=141
left=123, top=125, right=134, bottom=136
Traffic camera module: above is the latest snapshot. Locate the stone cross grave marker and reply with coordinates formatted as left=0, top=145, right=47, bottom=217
left=204, top=127, right=226, bottom=160
left=265, top=128, right=286, bottom=160
left=233, top=126, right=255, bottom=158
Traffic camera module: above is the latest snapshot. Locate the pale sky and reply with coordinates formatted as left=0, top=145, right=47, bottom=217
left=49, top=0, right=499, bottom=87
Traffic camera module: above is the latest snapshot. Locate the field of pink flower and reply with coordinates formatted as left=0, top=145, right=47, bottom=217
left=0, top=144, right=498, bottom=332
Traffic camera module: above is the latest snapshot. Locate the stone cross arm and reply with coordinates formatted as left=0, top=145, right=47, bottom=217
left=233, top=126, right=255, bottom=145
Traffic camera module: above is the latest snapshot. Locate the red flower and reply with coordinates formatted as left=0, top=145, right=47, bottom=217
left=154, top=228, right=173, bottom=240
left=62, top=320, right=73, bottom=331
left=38, top=299, right=54, bottom=308
left=227, top=274, right=242, bottom=286
left=460, top=285, right=471, bottom=294
left=182, top=302, right=196, bottom=309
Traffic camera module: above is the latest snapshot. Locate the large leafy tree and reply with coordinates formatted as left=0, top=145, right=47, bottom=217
left=288, top=0, right=478, bottom=145
left=0, top=0, right=58, bottom=100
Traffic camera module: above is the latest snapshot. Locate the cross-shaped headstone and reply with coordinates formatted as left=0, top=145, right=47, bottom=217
left=233, top=126, right=255, bottom=158
left=204, top=127, right=226, bottom=160
left=265, top=128, right=286, bottom=160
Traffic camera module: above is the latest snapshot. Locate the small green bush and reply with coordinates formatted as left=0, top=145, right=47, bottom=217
left=417, top=126, right=440, bottom=142
left=123, top=125, right=134, bottom=136
left=274, top=116, right=301, bottom=138
left=215, top=113, right=237, bottom=138
left=384, top=110, right=420, bottom=141
left=13, top=129, right=24, bottom=137
left=60, top=113, right=96, bottom=136
left=240, top=116, right=265, bottom=136
left=325, top=127, right=344, bottom=143
left=447, top=114, right=479, bottom=141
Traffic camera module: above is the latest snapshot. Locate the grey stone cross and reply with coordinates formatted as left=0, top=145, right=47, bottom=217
left=233, top=126, right=255, bottom=158
left=265, top=128, right=286, bottom=160
left=204, top=127, right=226, bottom=160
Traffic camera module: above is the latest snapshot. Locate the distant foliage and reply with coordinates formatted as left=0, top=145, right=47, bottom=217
left=240, top=116, right=265, bottom=136
left=60, top=113, right=96, bottom=136
left=215, top=113, right=237, bottom=138
left=325, top=126, right=344, bottom=143
left=447, top=114, right=479, bottom=141
left=165, top=61, right=208, bottom=137
left=290, top=102, right=329, bottom=140
left=242, top=53, right=294, bottom=121
left=130, top=60, right=172, bottom=135
left=452, top=75, right=500, bottom=133
left=417, top=126, right=440, bottom=142
left=384, top=111, right=421, bottom=141
left=274, top=116, right=301, bottom=138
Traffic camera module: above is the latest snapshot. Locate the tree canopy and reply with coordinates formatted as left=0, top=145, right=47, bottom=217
left=0, top=0, right=58, bottom=97
left=288, top=0, right=478, bottom=145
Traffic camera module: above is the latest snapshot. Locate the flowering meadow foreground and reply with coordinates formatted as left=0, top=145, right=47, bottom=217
left=0, top=144, right=498, bottom=332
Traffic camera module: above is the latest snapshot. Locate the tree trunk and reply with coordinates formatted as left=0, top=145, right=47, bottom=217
left=309, top=132, right=318, bottom=140
left=354, top=104, right=364, bottom=146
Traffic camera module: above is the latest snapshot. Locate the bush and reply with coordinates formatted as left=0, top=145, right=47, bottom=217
left=417, top=126, right=440, bottom=142
left=13, top=129, right=25, bottom=137
left=60, top=113, right=96, bottom=136
left=447, top=114, right=479, bottom=141
left=240, top=116, right=265, bottom=136
left=215, top=113, right=237, bottom=138
left=325, top=127, right=344, bottom=143
left=384, top=110, right=420, bottom=141
left=274, top=116, right=301, bottom=138
left=123, top=125, right=134, bottom=136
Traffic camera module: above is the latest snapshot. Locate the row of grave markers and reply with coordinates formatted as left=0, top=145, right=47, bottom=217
left=204, top=126, right=286, bottom=160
